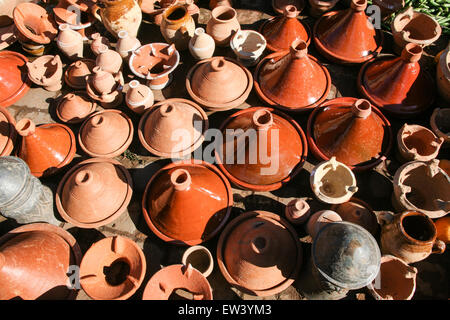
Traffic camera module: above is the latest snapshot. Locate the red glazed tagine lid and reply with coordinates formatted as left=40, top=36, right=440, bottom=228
left=56, top=158, right=133, bottom=229
left=217, top=210, right=302, bottom=297
left=15, top=118, right=76, bottom=178
left=313, top=0, right=383, bottom=64
left=307, top=98, right=393, bottom=171
left=0, top=51, right=31, bottom=108
left=79, top=110, right=134, bottom=158
left=0, top=223, right=82, bottom=300
left=0, top=106, right=16, bottom=156
left=254, top=39, right=331, bottom=112
left=186, top=56, right=253, bottom=111
left=358, top=43, right=435, bottom=118
left=138, top=98, right=208, bottom=158
left=260, top=5, right=311, bottom=52
left=142, top=160, right=233, bottom=246
left=215, top=107, right=308, bottom=191
left=79, top=236, right=146, bottom=300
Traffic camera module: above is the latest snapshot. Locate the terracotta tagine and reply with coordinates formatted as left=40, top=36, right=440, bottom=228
left=138, top=98, right=208, bottom=158
left=27, top=55, right=63, bottom=92
left=116, top=30, right=141, bottom=60
left=86, top=67, right=124, bottom=108
left=125, top=80, right=154, bottom=114
left=373, top=0, right=405, bottom=19
left=52, top=0, right=96, bottom=40
left=217, top=210, right=302, bottom=297
left=437, top=44, right=450, bottom=104
left=285, top=199, right=311, bottom=225
left=358, top=43, right=436, bottom=118
left=379, top=211, right=446, bottom=264
left=209, top=0, right=232, bottom=10
left=430, top=108, right=450, bottom=145
left=0, top=223, right=82, bottom=300
left=96, top=44, right=123, bottom=75
left=307, top=98, right=393, bottom=171
left=0, top=107, right=16, bottom=156
left=186, top=56, right=253, bottom=111
left=396, top=124, right=444, bottom=162
left=392, top=160, right=450, bottom=219
left=56, top=24, right=84, bottom=60
left=260, top=5, right=311, bottom=52
left=434, top=216, right=450, bottom=244
left=189, top=27, right=216, bottom=60
left=64, top=59, right=96, bottom=89
left=272, top=0, right=305, bottom=15
left=254, top=39, right=331, bottom=112
left=90, top=32, right=111, bottom=56
left=142, top=160, right=233, bottom=246
left=79, top=236, right=146, bottom=300
left=206, top=5, right=240, bottom=47
left=56, top=157, right=133, bottom=228
left=230, top=30, right=267, bottom=67
left=0, top=51, right=31, bottom=108
left=366, top=255, right=417, bottom=300
left=160, top=5, right=195, bottom=51
left=313, top=0, right=383, bottom=64
left=305, top=210, right=342, bottom=239
left=15, top=118, right=76, bottom=178
left=215, top=107, right=308, bottom=191
left=308, top=0, right=340, bottom=18
left=182, top=245, right=214, bottom=278
left=56, top=91, right=97, bottom=124
left=142, top=264, right=213, bottom=300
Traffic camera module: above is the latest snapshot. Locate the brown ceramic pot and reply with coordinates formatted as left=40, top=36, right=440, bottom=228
left=0, top=51, right=31, bottom=108
left=396, top=124, right=444, bottom=162
left=0, top=106, right=16, bottom=156
left=206, top=6, right=240, bottom=47
left=64, top=59, right=96, bottom=90
left=56, top=91, right=97, bottom=124
left=160, top=5, right=195, bottom=51
left=434, top=216, right=450, bottom=244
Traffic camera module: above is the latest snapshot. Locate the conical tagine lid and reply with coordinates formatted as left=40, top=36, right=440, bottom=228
left=142, top=160, right=233, bottom=245
left=0, top=106, right=16, bottom=156
left=56, top=158, right=133, bottom=228
left=217, top=210, right=302, bottom=296
left=64, top=59, right=95, bottom=89
left=56, top=92, right=96, bottom=124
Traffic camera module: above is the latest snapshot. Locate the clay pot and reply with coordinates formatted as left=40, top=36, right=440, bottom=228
left=373, top=0, right=405, bottom=19
left=206, top=6, right=240, bottom=47
left=397, top=124, right=444, bottom=162
left=230, top=30, right=267, bottom=67
left=430, top=108, right=450, bottom=144
left=189, top=27, right=215, bottom=60
left=0, top=157, right=58, bottom=225
left=254, top=39, right=331, bottom=112
left=96, top=44, right=123, bottom=75
left=56, top=23, right=84, bottom=60
left=260, top=5, right=311, bottom=52
left=392, top=160, right=450, bottom=219
left=91, top=0, right=142, bottom=38
left=313, top=0, right=383, bottom=64
left=308, top=0, right=340, bottom=18
left=367, top=255, right=417, bottom=300
left=0, top=223, right=82, bottom=300
left=153, top=0, right=177, bottom=26
left=434, top=216, right=450, bottom=244
left=56, top=157, right=133, bottom=228
left=79, top=110, right=134, bottom=158
left=437, top=44, right=450, bottom=104
left=391, top=7, right=442, bottom=55
left=15, top=119, right=76, bottom=178
left=90, top=66, right=117, bottom=94
left=52, top=0, right=96, bottom=39
left=0, top=107, right=16, bottom=156
left=86, top=67, right=124, bottom=108
left=272, top=0, right=305, bottom=15
left=209, top=0, right=232, bottom=10
left=215, top=107, right=308, bottom=191
left=27, top=55, right=63, bottom=92
left=56, top=91, right=97, bottom=124
left=182, top=245, right=214, bottom=278
left=307, top=98, right=393, bottom=171
left=160, top=5, right=195, bottom=51
left=0, top=51, right=31, bottom=108
left=185, top=0, right=199, bottom=24
left=305, top=210, right=342, bottom=239
left=310, top=157, right=358, bottom=204
left=64, top=59, right=96, bottom=89
left=142, top=264, right=213, bottom=300
left=379, top=211, right=446, bottom=264
left=90, top=32, right=111, bottom=56
left=116, top=30, right=141, bottom=60
left=186, top=56, right=253, bottom=111
left=142, top=160, right=233, bottom=245
left=358, top=43, right=436, bottom=118
left=217, top=210, right=302, bottom=296
left=285, top=199, right=311, bottom=225
left=125, top=80, right=154, bottom=114
left=138, top=98, right=208, bottom=158
left=79, top=236, right=146, bottom=300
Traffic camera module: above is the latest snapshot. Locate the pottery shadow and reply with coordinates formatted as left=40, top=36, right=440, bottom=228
left=0, top=219, right=20, bottom=237
left=65, top=227, right=106, bottom=255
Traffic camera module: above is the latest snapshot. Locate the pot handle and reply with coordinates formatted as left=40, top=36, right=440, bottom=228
left=91, top=4, right=103, bottom=23
left=432, top=239, right=446, bottom=254
left=378, top=211, right=394, bottom=227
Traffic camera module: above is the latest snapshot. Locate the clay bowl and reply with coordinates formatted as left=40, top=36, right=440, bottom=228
left=0, top=106, right=16, bottom=156
left=181, top=245, right=214, bottom=278
left=0, top=51, right=31, bottom=108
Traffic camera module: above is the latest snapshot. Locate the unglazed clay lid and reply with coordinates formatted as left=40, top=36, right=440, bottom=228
left=79, top=110, right=134, bottom=158
left=56, top=92, right=97, bottom=124
left=138, top=99, right=208, bottom=158
left=215, top=107, right=308, bottom=191
left=307, top=98, right=393, bottom=171
left=217, top=210, right=302, bottom=296
left=260, top=5, right=311, bottom=52
left=142, top=160, right=233, bottom=245
left=313, top=0, right=383, bottom=64
left=255, top=39, right=331, bottom=112
left=56, top=158, right=133, bottom=228
left=0, top=107, right=16, bottom=156
left=0, top=157, right=29, bottom=206
left=313, top=221, right=381, bottom=290
left=0, top=51, right=31, bottom=108
left=64, top=59, right=96, bottom=89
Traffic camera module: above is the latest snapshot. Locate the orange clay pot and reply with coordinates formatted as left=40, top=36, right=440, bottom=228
left=125, top=80, right=154, bottom=114
left=56, top=91, right=97, bottom=124
left=206, top=6, right=240, bottom=47
left=0, top=106, right=16, bottom=156
left=0, top=51, right=31, bottom=108
left=64, top=59, right=96, bottom=90
left=396, top=124, right=444, bottom=162
left=434, top=216, right=450, bottom=244
left=96, top=44, right=123, bottom=75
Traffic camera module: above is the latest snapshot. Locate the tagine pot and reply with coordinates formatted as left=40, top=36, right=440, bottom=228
left=27, top=55, right=63, bottom=92
left=86, top=67, right=124, bottom=108
left=0, top=51, right=31, bottom=108
left=142, top=160, right=233, bottom=246
left=15, top=118, right=76, bottom=178
left=0, top=107, right=16, bottom=156
left=79, top=236, right=146, bottom=300
left=272, top=0, right=305, bottom=15
left=64, top=59, right=96, bottom=90
left=96, top=44, right=123, bottom=75
left=379, top=211, right=446, bottom=264
left=182, top=245, right=214, bottom=278
left=313, top=0, right=383, bottom=64
left=215, top=107, right=308, bottom=191
left=116, top=30, right=141, bottom=60
left=138, top=98, right=208, bottom=158
left=125, top=80, right=154, bottom=114
left=186, top=56, right=253, bottom=111
left=434, top=216, right=450, bottom=244
left=305, top=210, right=342, bottom=239
left=206, top=6, right=240, bottom=47
left=142, top=264, right=213, bottom=300
left=56, top=23, right=84, bottom=60
left=160, top=5, right=195, bottom=51
left=56, top=91, right=97, bottom=124
left=437, top=44, right=450, bottom=104
left=307, top=98, right=393, bottom=171
left=430, top=108, right=450, bottom=145
left=0, top=223, right=82, bottom=300
left=396, top=124, right=444, bottom=162
left=217, top=210, right=303, bottom=297
left=230, top=30, right=267, bottom=67
left=285, top=199, right=311, bottom=225
left=189, top=27, right=216, bottom=60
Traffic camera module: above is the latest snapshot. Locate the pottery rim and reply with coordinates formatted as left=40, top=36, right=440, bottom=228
left=0, top=107, right=16, bottom=156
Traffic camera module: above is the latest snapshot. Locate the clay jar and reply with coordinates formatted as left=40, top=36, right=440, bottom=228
left=160, top=5, right=195, bottom=51
left=396, top=124, right=444, bottom=162
left=125, top=80, right=154, bottom=114
left=56, top=91, right=97, bottom=124
left=90, top=32, right=111, bottom=56
left=0, top=51, right=31, bottom=108
left=272, top=0, right=305, bottom=15
left=189, top=27, right=215, bottom=60
left=230, top=30, right=267, bottom=67
left=206, top=6, right=240, bottom=47
left=306, top=210, right=342, bottom=239
left=79, top=236, right=146, bottom=300
left=0, top=107, right=16, bottom=157
left=182, top=245, right=214, bottom=278
left=27, top=55, right=63, bottom=92
left=116, top=30, right=141, bottom=60
left=430, top=108, right=450, bottom=144
left=64, top=59, right=96, bottom=89
left=56, top=24, right=84, bottom=60
left=96, top=44, right=123, bottom=75
left=437, top=44, right=450, bottom=104
left=379, top=211, right=446, bottom=264
left=56, top=158, right=133, bottom=229
left=78, top=109, right=134, bottom=158
left=285, top=199, right=311, bottom=225
left=15, top=118, right=76, bottom=178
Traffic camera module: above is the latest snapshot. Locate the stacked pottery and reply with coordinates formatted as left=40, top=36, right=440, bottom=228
left=436, top=44, right=450, bottom=104
left=27, top=55, right=63, bottom=92
left=56, top=92, right=97, bottom=124
left=0, top=107, right=16, bottom=157
left=160, top=5, right=195, bottom=51
left=96, top=44, right=123, bottom=75
left=206, top=6, right=240, bottom=47
left=305, top=210, right=342, bottom=239
left=86, top=66, right=124, bottom=108
left=396, top=124, right=444, bottom=162
left=430, top=108, right=450, bottom=145
left=0, top=51, right=31, bottom=108
left=56, top=23, right=84, bottom=60
left=230, top=30, right=267, bottom=67
left=116, top=30, right=141, bottom=60
left=189, top=27, right=215, bottom=60
left=64, top=59, right=96, bottom=89
left=285, top=199, right=311, bottom=225
left=90, top=32, right=111, bottom=56
left=125, top=80, right=154, bottom=114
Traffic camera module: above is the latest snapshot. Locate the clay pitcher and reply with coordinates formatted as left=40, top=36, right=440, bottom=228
left=160, top=5, right=195, bottom=51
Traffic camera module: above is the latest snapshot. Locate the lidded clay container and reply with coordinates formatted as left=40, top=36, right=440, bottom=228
left=64, top=59, right=96, bottom=90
